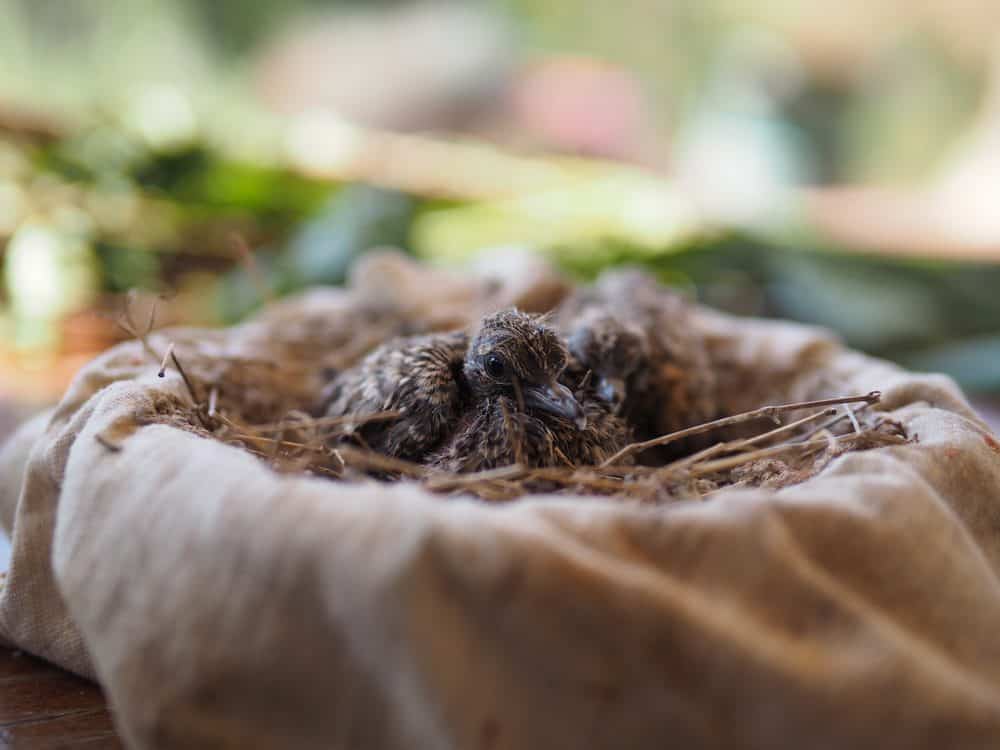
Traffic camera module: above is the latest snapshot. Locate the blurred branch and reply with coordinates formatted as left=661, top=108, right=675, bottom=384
left=286, top=115, right=624, bottom=200
left=0, top=101, right=67, bottom=142
left=802, top=186, right=1000, bottom=262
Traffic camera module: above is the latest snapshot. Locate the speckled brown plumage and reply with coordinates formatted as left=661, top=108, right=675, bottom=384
left=560, top=306, right=649, bottom=412
left=557, top=269, right=717, bottom=461
left=321, top=329, right=470, bottom=460
left=426, top=390, right=631, bottom=473
left=323, top=309, right=632, bottom=471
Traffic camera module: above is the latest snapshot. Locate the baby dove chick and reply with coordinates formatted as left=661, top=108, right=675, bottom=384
left=324, top=309, right=630, bottom=471
left=321, top=327, right=471, bottom=461
left=561, top=306, right=649, bottom=413
left=557, top=269, right=716, bottom=461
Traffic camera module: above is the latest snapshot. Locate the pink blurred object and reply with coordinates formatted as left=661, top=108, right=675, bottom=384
left=506, top=56, right=653, bottom=161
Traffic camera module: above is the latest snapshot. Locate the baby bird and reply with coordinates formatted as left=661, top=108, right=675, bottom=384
left=557, top=270, right=716, bottom=461
left=561, top=306, right=649, bottom=413
left=322, top=309, right=630, bottom=472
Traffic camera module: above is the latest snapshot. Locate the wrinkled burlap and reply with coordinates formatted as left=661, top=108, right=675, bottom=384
left=2, top=257, right=1000, bottom=749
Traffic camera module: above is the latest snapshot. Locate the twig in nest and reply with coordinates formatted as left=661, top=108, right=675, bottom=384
left=229, top=434, right=319, bottom=452
left=521, top=467, right=627, bottom=493
left=247, top=410, right=400, bottom=435
left=332, top=448, right=526, bottom=489
left=169, top=349, right=201, bottom=406
left=157, top=343, right=175, bottom=377
left=335, top=445, right=427, bottom=479
left=269, top=418, right=288, bottom=466
left=749, top=407, right=838, bottom=444
left=689, top=437, right=833, bottom=477
left=117, top=291, right=159, bottom=362
left=601, top=391, right=882, bottom=467
left=553, top=445, right=575, bottom=468
left=329, top=450, right=346, bottom=477
left=646, top=408, right=835, bottom=480
left=844, top=404, right=862, bottom=435
left=156, top=343, right=204, bottom=420
left=117, top=293, right=207, bottom=426
left=796, top=403, right=872, bottom=443
left=145, top=296, right=157, bottom=337
left=208, top=388, right=218, bottom=419
left=424, top=464, right=527, bottom=490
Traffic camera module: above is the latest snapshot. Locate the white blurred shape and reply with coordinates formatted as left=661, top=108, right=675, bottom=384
left=285, top=110, right=367, bottom=174
left=672, top=29, right=810, bottom=229
left=124, top=84, right=198, bottom=150
left=674, top=111, right=799, bottom=227
left=4, top=224, right=99, bottom=320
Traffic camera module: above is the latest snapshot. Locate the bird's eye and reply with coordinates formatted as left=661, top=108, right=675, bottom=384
left=484, top=354, right=507, bottom=379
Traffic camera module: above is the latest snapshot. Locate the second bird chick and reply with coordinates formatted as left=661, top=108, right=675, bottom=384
left=562, top=306, right=649, bottom=413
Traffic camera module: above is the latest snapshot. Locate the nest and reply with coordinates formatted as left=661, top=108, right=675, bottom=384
left=104, top=293, right=911, bottom=504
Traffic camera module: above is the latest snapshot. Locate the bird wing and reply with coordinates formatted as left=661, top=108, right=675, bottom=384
left=324, top=330, right=469, bottom=460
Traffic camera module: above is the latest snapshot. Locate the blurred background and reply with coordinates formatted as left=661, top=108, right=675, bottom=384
left=3, top=0, right=1000, bottom=434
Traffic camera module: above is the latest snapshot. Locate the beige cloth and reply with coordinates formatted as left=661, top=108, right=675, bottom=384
left=2, top=261, right=1000, bottom=748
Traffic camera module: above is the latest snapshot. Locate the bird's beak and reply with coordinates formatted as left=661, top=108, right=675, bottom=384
left=597, top=376, right=627, bottom=408
left=524, top=381, right=587, bottom=430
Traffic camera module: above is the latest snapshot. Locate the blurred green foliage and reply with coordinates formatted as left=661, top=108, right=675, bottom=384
left=1, top=0, right=999, bottom=395
left=218, top=185, right=414, bottom=322
left=182, top=0, right=405, bottom=55
left=5, top=115, right=1000, bottom=391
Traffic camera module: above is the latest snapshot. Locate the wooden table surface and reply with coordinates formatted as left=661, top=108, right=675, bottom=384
left=0, top=649, right=121, bottom=749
